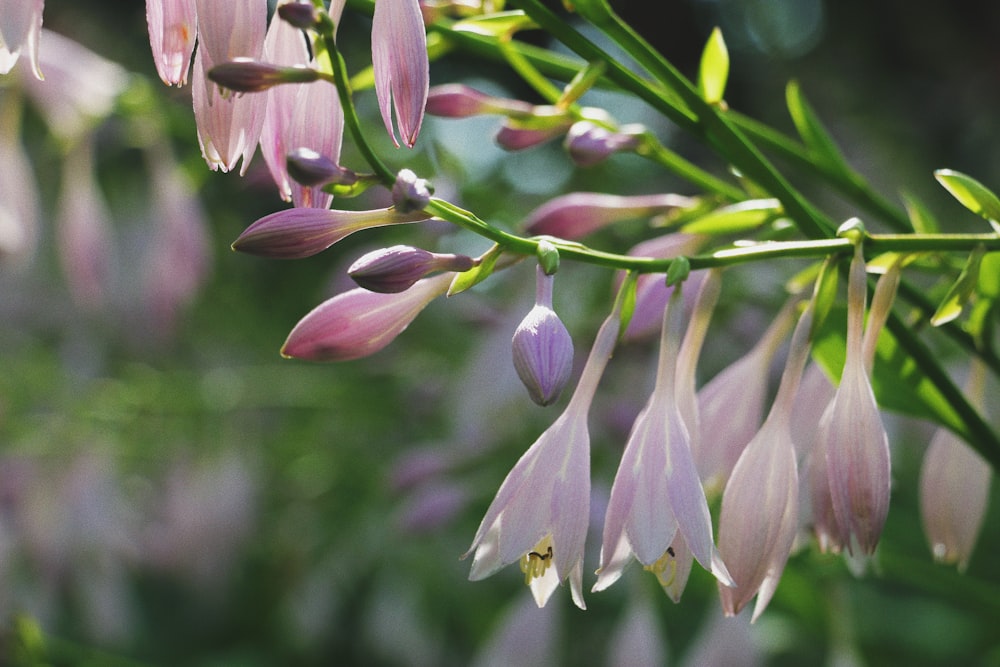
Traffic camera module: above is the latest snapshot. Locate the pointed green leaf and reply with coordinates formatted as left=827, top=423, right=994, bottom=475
left=900, top=190, right=939, bottom=234
left=930, top=245, right=985, bottom=326
left=680, top=198, right=781, bottom=235
left=697, top=27, right=729, bottom=105
left=809, top=254, right=840, bottom=340
left=977, top=251, right=1000, bottom=299
left=786, top=80, right=850, bottom=174
left=452, top=11, right=536, bottom=38
left=811, top=306, right=967, bottom=440
left=448, top=244, right=503, bottom=296
left=934, top=169, right=1000, bottom=230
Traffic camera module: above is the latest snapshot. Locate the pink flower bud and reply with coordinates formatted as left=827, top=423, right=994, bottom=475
left=425, top=83, right=534, bottom=118
left=281, top=272, right=453, bottom=361
left=564, top=120, right=643, bottom=167
left=495, top=107, right=573, bottom=151
left=285, top=148, right=357, bottom=188
left=276, top=1, right=320, bottom=28
left=392, top=168, right=432, bottom=213
left=511, top=268, right=575, bottom=406
left=523, top=192, right=694, bottom=241
left=232, top=207, right=431, bottom=259
left=348, top=244, right=474, bottom=293
left=207, top=59, right=320, bottom=93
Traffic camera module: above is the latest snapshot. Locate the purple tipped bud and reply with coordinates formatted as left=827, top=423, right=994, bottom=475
left=207, top=58, right=320, bottom=93
left=495, top=107, right=573, bottom=151
left=285, top=148, right=357, bottom=187
left=565, top=121, right=644, bottom=167
left=348, top=245, right=474, bottom=293
left=425, top=84, right=535, bottom=118
left=277, top=2, right=320, bottom=29
left=392, top=168, right=433, bottom=213
left=512, top=268, right=574, bottom=406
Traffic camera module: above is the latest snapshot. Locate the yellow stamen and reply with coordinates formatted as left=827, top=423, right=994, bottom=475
left=519, top=536, right=554, bottom=585
left=644, top=546, right=677, bottom=588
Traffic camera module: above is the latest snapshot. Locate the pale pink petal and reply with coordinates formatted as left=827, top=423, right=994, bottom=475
left=146, top=0, right=197, bottom=86
left=372, top=0, right=428, bottom=147
left=0, top=0, right=44, bottom=79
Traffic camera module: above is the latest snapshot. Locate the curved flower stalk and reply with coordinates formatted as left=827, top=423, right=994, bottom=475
left=281, top=271, right=453, bottom=361
left=0, top=0, right=44, bottom=79
left=819, top=244, right=891, bottom=555
left=259, top=1, right=344, bottom=207
left=511, top=266, right=575, bottom=406
left=594, top=284, right=733, bottom=597
left=372, top=0, right=428, bottom=148
left=231, top=206, right=431, bottom=259
left=695, top=299, right=798, bottom=495
left=145, top=0, right=197, bottom=86
left=465, top=304, right=623, bottom=609
left=718, top=299, right=811, bottom=621
left=919, top=358, right=992, bottom=571
left=523, top=192, right=694, bottom=241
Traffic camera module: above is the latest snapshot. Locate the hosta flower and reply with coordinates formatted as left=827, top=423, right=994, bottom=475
left=259, top=1, right=344, bottom=207
left=0, top=0, right=44, bottom=79
left=495, top=107, right=573, bottom=151
left=564, top=120, right=644, bottom=167
left=718, top=300, right=812, bottom=621
left=281, top=271, right=453, bottom=361
left=511, top=267, right=575, bottom=406
left=231, top=206, right=431, bottom=259
left=145, top=0, right=197, bottom=86
left=819, top=244, right=891, bottom=555
left=695, top=301, right=797, bottom=495
left=348, top=244, right=473, bottom=293
left=594, top=285, right=733, bottom=596
left=425, top=83, right=534, bottom=118
left=0, top=106, right=39, bottom=262
left=919, top=360, right=992, bottom=571
left=372, top=0, right=429, bottom=148
left=191, top=0, right=267, bottom=174
left=466, top=305, right=622, bottom=609
left=523, top=192, right=694, bottom=241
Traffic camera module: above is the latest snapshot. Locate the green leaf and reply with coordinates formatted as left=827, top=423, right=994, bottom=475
left=448, top=244, right=503, bottom=296
left=934, top=169, right=1000, bottom=231
left=452, top=11, right=536, bottom=38
left=786, top=80, right=850, bottom=174
left=697, top=27, right=729, bottom=105
left=930, top=244, right=985, bottom=326
left=811, top=306, right=967, bottom=440
left=809, top=255, right=840, bottom=339
left=680, top=198, right=782, bottom=235
left=901, top=190, right=939, bottom=234
left=977, top=251, right=1000, bottom=299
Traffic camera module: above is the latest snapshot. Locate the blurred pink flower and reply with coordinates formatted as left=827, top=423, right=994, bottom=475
left=372, top=0, right=428, bottom=147
left=919, top=359, right=992, bottom=571
left=523, top=192, right=694, bottom=241
left=281, top=272, right=453, bottom=361
left=594, top=286, right=732, bottom=596
left=466, top=307, right=622, bottom=609
left=145, top=0, right=197, bottom=86
left=0, top=105, right=39, bottom=263
left=425, top=83, right=534, bottom=118
left=0, top=0, right=44, bottom=79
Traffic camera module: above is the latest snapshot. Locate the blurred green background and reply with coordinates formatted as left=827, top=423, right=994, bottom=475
left=1, top=0, right=998, bottom=665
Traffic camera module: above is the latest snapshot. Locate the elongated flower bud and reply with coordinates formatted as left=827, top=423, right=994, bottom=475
left=232, top=207, right=431, bottom=259
left=523, top=192, right=694, bottom=241
left=348, top=245, right=474, bottom=293
left=285, top=148, right=357, bottom=188
left=564, top=120, right=643, bottom=167
left=495, top=107, right=573, bottom=151
left=512, top=267, right=575, bottom=406
left=425, top=83, right=534, bottom=118
left=207, top=59, right=320, bottom=93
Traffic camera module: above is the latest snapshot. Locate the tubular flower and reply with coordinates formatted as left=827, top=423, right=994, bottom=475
left=191, top=0, right=267, bottom=174
left=259, top=1, right=344, bottom=207
left=0, top=0, right=44, bottom=79
left=372, top=0, right=429, bottom=148
left=231, top=207, right=431, bottom=259
left=594, top=285, right=733, bottom=596
left=145, top=0, right=197, bottom=86
left=919, top=359, right=992, bottom=571
left=718, top=300, right=812, bottom=621
left=425, top=83, right=534, bottom=118
left=348, top=244, right=474, bottom=293
left=466, top=306, right=623, bottom=609
left=281, top=271, right=453, bottom=361
left=820, top=244, right=891, bottom=555
left=523, top=192, right=695, bottom=241
left=511, top=267, right=575, bottom=407
left=695, top=300, right=797, bottom=495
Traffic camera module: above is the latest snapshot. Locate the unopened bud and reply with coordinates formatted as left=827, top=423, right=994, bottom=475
left=392, top=169, right=433, bottom=213
left=425, top=84, right=534, bottom=118
left=277, top=2, right=320, bottom=29
left=348, top=245, right=474, bottom=293
left=512, top=268, right=575, bottom=406
left=286, top=148, right=358, bottom=187
left=207, top=59, right=320, bottom=93
left=495, top=106, right=573, bottom=151
left=564, top=120, right=643, bottom=166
